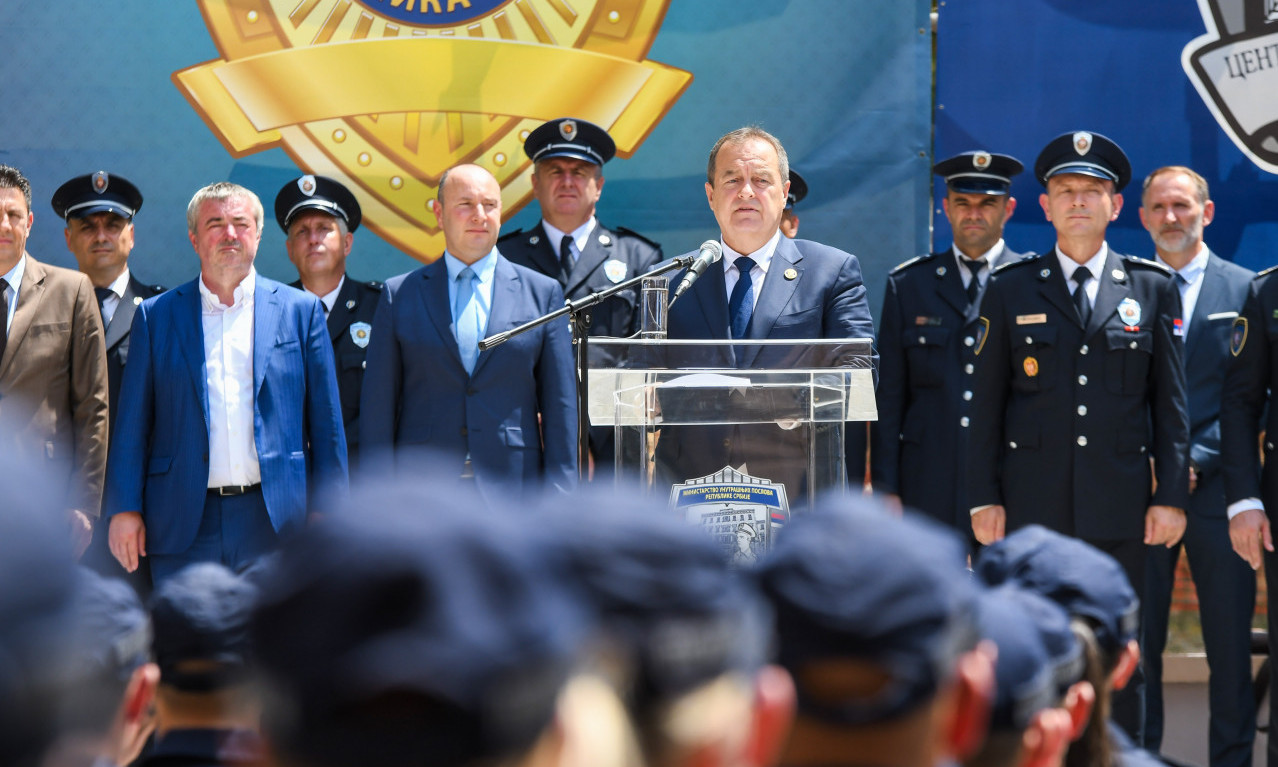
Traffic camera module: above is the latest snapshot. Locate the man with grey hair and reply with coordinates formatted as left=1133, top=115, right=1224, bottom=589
left=105, top=181, right=347, bottom=586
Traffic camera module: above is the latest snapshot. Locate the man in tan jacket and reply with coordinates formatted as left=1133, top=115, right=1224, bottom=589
left=0, top=164, right=108, bottom=557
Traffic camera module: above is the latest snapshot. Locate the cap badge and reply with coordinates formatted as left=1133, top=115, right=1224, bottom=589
left=299, top=175, right=317, bottom=196
left=603, top=259, right=627, bottom=283
left=1073, top=132, right=1093, bottom=155
left=972, top=152, right=991, bottom=169
left=1118, top=297, right=1142, bottom=327
left=350, top=321, right=372, bottom=348
left=559, top=119, right=578, bottom=141
left=92, top=171, right=109, bottom=194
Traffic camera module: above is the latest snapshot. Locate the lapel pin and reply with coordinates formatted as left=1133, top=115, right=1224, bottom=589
left=784, top=268, right=798, bottom=280
left=346, top=299, right=356, bottom=310
left=1039, top=268, right=1050, bottom=279
left=529, top=235, right=540, bottom=245
left=133, top=296, right=143, bottom=305
left=598, top=234, right=611, bottom=245
left=1112, top=269, right=1125, bottom=281
left=936, top=266, right=946, bottom=276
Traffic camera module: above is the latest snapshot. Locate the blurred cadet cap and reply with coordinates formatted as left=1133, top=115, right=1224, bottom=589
left=251, top=484, right=586, bottom=767
left=933, top=151, right=1023, bottom=196
left=975, top=585, right=1075, bottom=732
left=753, top=499, right=979, bottom=725
left=51, top=171, right=143, bottom=221
left=975, top=525, right=1139, bottom=659
left=274, top=174, right=362, bottom=233
left=1033, top=130, right=1131, bottom=192
left=541, top=491, right=771, bottom=708
left=150, top=562, right=256, bottom=692
left=524, top=117, right=616, bottom=166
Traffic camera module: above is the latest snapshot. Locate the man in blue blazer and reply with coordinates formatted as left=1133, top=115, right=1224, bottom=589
left=1136, top=167, right=1256, bottom=767
left=657, top=127, right=875, bottom=495
left=105, top=182, right=348, bottom=584
left=359, top=164, right=576, bottom=499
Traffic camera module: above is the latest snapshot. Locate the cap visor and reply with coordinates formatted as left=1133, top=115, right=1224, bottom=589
left=946, top=179, right=1011, bottom=195
left=67, top=202, right=133, bottom=220
left=1043, top=163, right=1117, bottom=184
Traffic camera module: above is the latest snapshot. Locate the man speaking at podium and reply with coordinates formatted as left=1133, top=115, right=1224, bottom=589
left=657, top=126, right=875, bottom=497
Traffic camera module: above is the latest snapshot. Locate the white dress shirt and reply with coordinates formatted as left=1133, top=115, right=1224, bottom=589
left=199, top=269, right=261, bottom=487
left=723, top=230, right=783, bottom=311
left=541, top=218, right=598, bottom=266
left=1, top=254, right=26, bottom=333
left=308, top=274, right=345, bottom=314
left=1156, top=244, right=1208, bottom=337
left=1056, top=243, right=1109, bottom=308
left=99, top=268, right=131, bottom=327
left=954, top=239, right=1006, bottom=291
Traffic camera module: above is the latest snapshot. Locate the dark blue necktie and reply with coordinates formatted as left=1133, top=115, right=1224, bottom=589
left=728, top=256, right=757, bottom=339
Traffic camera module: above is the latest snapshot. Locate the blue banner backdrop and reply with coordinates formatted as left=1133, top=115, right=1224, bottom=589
left=934, top=1, right=1278, bottom=273
left=1, top=1, right=930, bottom=309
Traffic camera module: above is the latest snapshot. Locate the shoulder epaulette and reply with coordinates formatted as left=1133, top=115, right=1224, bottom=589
left=146, top=283, right=166, bottom=295
left=611, top=225, right=662, bottom=250
left=1257, top=264, right=1278, bottom=278
left=496, top=228, right=526, bottom=242
left=364, top=280, right=384, bottom=291
left=993, top=251, right=1043, bottom=274
left=889, top=253, right=935, bottom=275
left=1122, top=255, right=1173, bottom=275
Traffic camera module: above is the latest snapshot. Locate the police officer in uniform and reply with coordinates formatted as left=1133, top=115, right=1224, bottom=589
left=52, top=172, right=164, bottom=593
left=276, top=174, right=381, bottom=466
left=51, top=172, right=165, bottom=434
left=872, top=151, right=1026, bottom=531
left=499, top=117, right=662, bottom=475
left=967, top=132, right=1190, bottom=744
left=780, top=169, right=807, bottom=238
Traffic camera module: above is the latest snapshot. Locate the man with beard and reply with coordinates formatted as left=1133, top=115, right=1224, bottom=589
left=1136, top=166, right=1255, bottom=767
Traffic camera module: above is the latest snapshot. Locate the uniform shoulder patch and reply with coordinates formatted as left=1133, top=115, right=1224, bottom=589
left=1122, top=256, right=1173, bottom=275
left=611, top=225, right=662, bottom=250
left=889, top=253, right=934, bottom=275
left=993, top=252, right=1042, bottom=274
left=496, top=228, right=526, bottom=242
left=1257, top=265, right=1278, bottom=278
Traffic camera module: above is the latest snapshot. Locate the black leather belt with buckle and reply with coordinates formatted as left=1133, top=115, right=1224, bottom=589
left=209, top=483, right=262, bottom=496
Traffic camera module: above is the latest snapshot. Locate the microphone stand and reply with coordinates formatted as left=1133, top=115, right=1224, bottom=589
left=479, top=255, right=694, bottom=482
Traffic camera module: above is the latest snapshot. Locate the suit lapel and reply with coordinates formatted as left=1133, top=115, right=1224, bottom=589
left=565, top=226, right=610, bottom=295
left=170, top=280, right=209, bottom=428
left=420, top=260, right=464, bottom=369
left=0, top=255, right=46, bottom=379
left=252, top=276, right=282, bottom=398
left=529, top=224, right=563, bottom=283
left=471, top=257, right=520, bottom=377
left=104, top=276, right=141, bottom=351
left=1086, top=250, right=1129, bottom=338
left=933, top=250, right=969, bottom=318
left=690, top=256, right=730, bottom=341
left=326, top=278, right=358, bottom=341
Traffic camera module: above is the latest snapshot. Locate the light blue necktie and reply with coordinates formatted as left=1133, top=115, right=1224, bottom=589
left=455, top=267, right=480, bottom=374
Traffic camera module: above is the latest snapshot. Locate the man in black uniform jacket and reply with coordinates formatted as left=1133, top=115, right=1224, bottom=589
left=1220, top=262, right=1278, bottom=767
left=276, top=175, right=380, bottom=467
left=967, top=131, right=1190, bottom=742
left=498, top=117, right=662, bottom=475
left=872, top=151, right=1027, bottom=531
left=52, top=171, right=165, bottom=594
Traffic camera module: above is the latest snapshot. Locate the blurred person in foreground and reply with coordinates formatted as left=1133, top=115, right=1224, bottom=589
left=977, top=526, right=1163, bottom=767
left=752, top=499, right=994, bottom=767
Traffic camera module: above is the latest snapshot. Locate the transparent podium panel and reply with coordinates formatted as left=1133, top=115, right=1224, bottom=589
left=586, top=338, right=876, bottom=522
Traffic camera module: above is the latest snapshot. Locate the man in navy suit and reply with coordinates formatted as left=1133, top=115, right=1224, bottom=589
left=658, top=126, right=875, bottom=497
left=872, top=151, right=1027, bottom=531
left=359, top=164, right=576, bottom=499
left=1137, top=166, right=1256, bottom=767
left=105, top=182, right=348, bottom=584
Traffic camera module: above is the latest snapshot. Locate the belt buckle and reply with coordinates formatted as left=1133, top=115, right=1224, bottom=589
left=217, top=485, right=243, bottom=496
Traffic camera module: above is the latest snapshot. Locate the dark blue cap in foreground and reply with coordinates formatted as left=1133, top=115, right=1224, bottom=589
left=933, top=151, right=1024, bottom=195
left=274, top=174, right=362, bottom=232
left=975, top=525, right=1139, bottom=659
left=541, top=491, right=770, bottom=708
left=753, top=499, right=979, bottom=725
left=524, top=117, right=616, bottom=166
left=1034, top=130, right=1131, bottom=192
left=251, top=488, right=586, bottom=767
left=786, top=170, right=808, bottom=208
left=150, top=562, right=256, bottom=692
left=51, top=171, right=143, bottom=220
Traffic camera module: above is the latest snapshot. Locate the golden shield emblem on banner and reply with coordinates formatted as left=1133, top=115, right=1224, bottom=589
left=174, top=0, right=692, bottom=262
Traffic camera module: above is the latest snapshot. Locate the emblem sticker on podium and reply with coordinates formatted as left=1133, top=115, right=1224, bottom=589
left=670, top=466, right=790, bottom=567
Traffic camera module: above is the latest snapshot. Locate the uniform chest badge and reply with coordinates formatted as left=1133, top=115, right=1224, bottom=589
left=1023, top=356, right=1039, bottom=377
left=603, top=259, right=627, bottom=284
left=1231, top=317, right=1248, bottom=356
left=350, top=321, right=372, bottom=349
left=346, top=299, right=356, bottom=310
left=1118, top=297, right=1142, bottom=327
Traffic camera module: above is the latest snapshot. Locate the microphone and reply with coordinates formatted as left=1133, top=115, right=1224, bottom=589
left=670, top=240, right=723, bottom=303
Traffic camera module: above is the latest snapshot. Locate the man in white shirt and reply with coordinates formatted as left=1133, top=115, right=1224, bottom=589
left=105, top=182, right=347, bottom=585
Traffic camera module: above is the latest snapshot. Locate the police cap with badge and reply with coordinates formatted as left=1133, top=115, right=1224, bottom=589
left=50, top=171, right=143, bottom=221
left=933, top=151, right=1024, bottom=195
left=524, top=117, right=617, bottom=166
left=274, top=174, right=362, bottom=233
left=1033, top=130, right=1132, bottom=192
